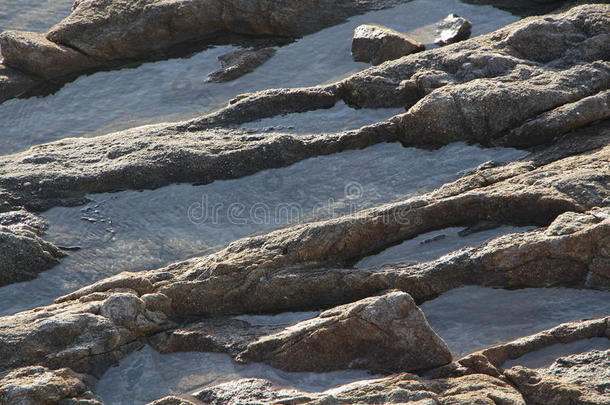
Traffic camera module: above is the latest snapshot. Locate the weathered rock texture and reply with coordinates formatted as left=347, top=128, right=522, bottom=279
left=0, top=224, right=64, bottom=287
left=506, top=350, right=610, bottom=405
left=0, top=291, right=172, bottom=377
left=46, top=126, right=610, bottom=315
left=190, top=373, right=526, bottom=405
left=1, top=4, right=608, bottom=214
left=0, top=0, right=407, bottom=95
left=435, top=13, right=472, bottom=45
left=0, top=366, right=102, bottom=405
left=0, top=30, right=98, bottom=79
left=181, top=3, right=610, bottom=148
left=206, top=47, right=276, bottom=83
left=237, top=291, right=452, bottom=372
left=0, top=64, right=38, bottom=104
left=422, top=315, right=610, bottom=382
left=351, top=24, right=424, bottom=65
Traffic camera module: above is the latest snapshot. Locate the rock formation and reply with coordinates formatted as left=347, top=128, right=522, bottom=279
left=0, top=213, right=63, bottom=286
left=0, top=0, right=410, bottom=103
left=237, top=291, right=452, bottom=372
left=0, top=2, right=609, bottom=405
left=434, top=14, right=472, bottom=45
left=351, top=24, right=424, bottom=65
left=506, top=350, right=610, bottom=405
left=206, top=47, right=276, bottom=83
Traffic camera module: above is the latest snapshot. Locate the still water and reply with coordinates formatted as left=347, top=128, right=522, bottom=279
left=0, top=0, right=519, bottom=154
left=0, top=142, right=526, bottom=315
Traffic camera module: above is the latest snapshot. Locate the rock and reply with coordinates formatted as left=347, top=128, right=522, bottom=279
left=435, top=14, right=472, bottom=45
left=0, top=225, right=64, bottom=287
left=44, top=0, right=407, bottom=61
left=445, top=316, right=610, bottom=377
left=0, top=0, right=408, bottom=98
left=50, top=123, right=610, bottom=313
left=0, top=5, right=607, bottom=211
left=237, top=291, right=452, bottom=372
left=0, top=292, right=172, bottom=377
left=146, top=396, right=198, bottom=405
left=0, top=366, right=102, bottom=405
left=206, top=47, right=276, bottom=83
left=149, top=317, right=283, bottom=356
left=0, top=30, right=98, bottom=79
left=0, top=209, right=48, bottom=235
left=351, top=24, right=424, bottom=65
left=192, top=373, right=525, bottom=404
left=505, top=350, right=610, bottom=404
left=194, top=379, right=314, bottom=405
left=0, top=64, right=38, bottom=104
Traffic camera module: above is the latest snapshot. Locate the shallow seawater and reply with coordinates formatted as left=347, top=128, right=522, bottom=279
left=240, top=102, right=404, bottom=134
left=0, top=0, right=73, bottom=32
left=501, top=338, right=610, bottom=370
left=96, top=345, right=378, bottom=405
left=0, top=142, right=527, bottom=315
left=421, top=286, right=610, bottom=356
left=234, top=312, right=320, bottom=326
left=354, top=226, right=536, bottom=268
left=0, top=0, right=520, bottom=154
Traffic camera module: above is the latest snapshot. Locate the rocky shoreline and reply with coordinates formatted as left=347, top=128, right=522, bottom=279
left=0, top=1, right=609, bottom=405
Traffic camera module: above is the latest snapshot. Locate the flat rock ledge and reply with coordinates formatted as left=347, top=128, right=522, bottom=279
left=237, top=291, right=452, bottom=372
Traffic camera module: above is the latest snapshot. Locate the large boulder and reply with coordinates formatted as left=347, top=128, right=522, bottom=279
left=351, top=23, right=424, bottom=65
left=237, top=291, right=452, bottom=372
left=0, top=30, right=98, bottom=79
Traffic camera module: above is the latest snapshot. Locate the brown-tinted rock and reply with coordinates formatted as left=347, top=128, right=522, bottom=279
left=0, top=30, right=98, bottom=79
left=207, top=47, right=276, bottom=83
left=237, top=291, right=452, bottom=372
left=146, top=396, right=198, bottom=405
left=0, top=366, right=102, bottom=405
left=0, top=292, right=172, bottom=377
left=352, top=24, right=424, bottom=65
left=505, top=350, right=610, bottom=405
left=193, top=373, right=525, bottom=404
left=0, top=64, right=38, bottom=104
left=45, top=0, right=408, bottom=61
left=0, top=225, right=64, bottom=287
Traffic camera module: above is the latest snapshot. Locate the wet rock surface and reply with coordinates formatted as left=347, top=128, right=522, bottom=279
left=351, top=24, right=424, bottom=65
left=237, top=291, right=452, bottom=372
left=0, top=5, right=607, bottom=214
left=207, top=47, right=276, bottom=83
left=0, top=0, right=408, bottom=98
left=0, top=214, right=63, bottom=286
left=1, top=2, right=610, bottom=405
